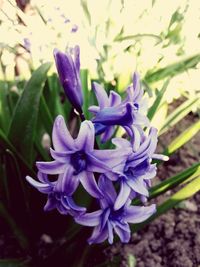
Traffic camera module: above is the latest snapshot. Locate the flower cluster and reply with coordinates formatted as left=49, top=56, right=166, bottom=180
left=26, top=46, right=168, bottom=244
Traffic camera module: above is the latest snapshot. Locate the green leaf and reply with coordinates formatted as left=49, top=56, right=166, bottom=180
left=39, top=95, right=54, bottom=136
left=0, top=81, right=11, bottom=133
left=81, top=0, right=91, bottom=25
left=132, top=172, right=200, bottom=233
left=145, top=54, right=200, bottom=83
left=0, top=128, right=34, bottom=176
left=150, top=162, right=200, bottom=200
left=0, top=258, right=30, bottom=267
left=114, top=33, right=162, bottom=42
left=8, top=63, right=52, bottom=164
left=81, top=69, right=90, bottom=119
left=147, top=79, right=170, bottom=121
left=164, top=119, right=200, bottom=155
left=159, top=97, right=199, bottom=135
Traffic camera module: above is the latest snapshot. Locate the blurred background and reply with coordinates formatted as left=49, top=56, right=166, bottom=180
left=0, top=0, right=200, bottom=266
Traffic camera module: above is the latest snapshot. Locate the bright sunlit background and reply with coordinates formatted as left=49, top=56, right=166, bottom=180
left=1, top=0, right=200, bottom=104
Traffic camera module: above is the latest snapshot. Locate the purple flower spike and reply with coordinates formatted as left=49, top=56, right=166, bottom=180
left=36, top=115, right=128, bottom=199
left=75, top=175, right=156, bottom=244
left=54, top=46, right=83, bottom=114
left=26, top=172, right=86, bottom=216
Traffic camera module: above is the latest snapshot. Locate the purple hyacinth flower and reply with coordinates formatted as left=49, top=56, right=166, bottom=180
left=54, top=46, right=83, bottom=114
left=36, top=115, right=128, bottom=199
left=88, top=73, right=149, bottom=144
left=89, top=82, right=122, bottom=142
left=26, top=172, right=86, bottom=216
left=75, top=175, right=156, bottom=244
left=108, top=128, right=169, bottom=210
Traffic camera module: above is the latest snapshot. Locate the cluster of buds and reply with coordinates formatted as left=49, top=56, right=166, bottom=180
left=26, top=46, right=168, bottom=244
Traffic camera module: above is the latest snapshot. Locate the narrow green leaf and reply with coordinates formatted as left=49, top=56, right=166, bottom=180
left=164, top=120, right=200, bottom=155
left=81, top=0, right=91, bottom=25
left=0, top=201, right=29, bottom=250
left=159, top=97, right=199, bottom=135
left=150, top=162, right=200, bottom=200
left=0, top=258, right=30, bottom=267
left=81, top=69, right=90, bottom=119
left=114, top=33, right=162, bottom=42
left=145, top=54, right=200, bottom=83
left=8, top=63, right=52, bottom=164
left=132, top=173, right=200, bottom=233
left=0, top=81, right=11, bottom=133
left=147, top=79, right=170, bottom=121
left=39, top=95, right=54, bottom=136
left=0, top=118, right=35, bottom=177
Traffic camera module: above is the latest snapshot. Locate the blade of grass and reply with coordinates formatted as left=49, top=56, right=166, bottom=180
left=132, top=173, right=200, bottom=233
left=81, top=69, right=90, bottom=119
left=164, top=119, right=200, bottom=155
left=147, top=79, right=170, bottom=121
left=145, top=54, right=200, bottom=83
left=159, top=97, right=199, bottom=135
left=0, top=81, right=11, bottom=133
left=150, top=162, right=200, bottom=200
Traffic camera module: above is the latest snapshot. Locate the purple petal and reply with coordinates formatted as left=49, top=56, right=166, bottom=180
left=93, top=103, right=133, bottom=126
left=75, top=210, right=103, bottom=226
left=127, top=177, right=149, bottom=196
left=52, top=115, right=74, bottom=151
left=88, top=105, right=100, bottom=114
left=114, top=181, right=131, bottom=210
left=80, top=172, right=103, bottom=198
left=37, top=172, right=49, bottom=183
left=130, top=125, right=142, bottom=152
left=75, top=121, right=94, bottom=151
left=50, top=148, right=71, bottom=163
left=87, top=154, right=111, bottom=173
left=65, top=196, right=86, bottom=212
left=98, top=175, right=117, bottom=206
left=114, top=223, right=131, bottom=243
left=140, top=164, right=157, bottom=180
left=107, top=221, right=114, bottom=244
left=100, top=126, right=115, bottom=143
left=90, top=149, right=128, bottom=170
left=56, top=166, right=79, bottom=195
left=88, top=225, right=108, bottom=244
left=26, top=176, right=51, bottom=193
left=125, top=204, right=156, bottom=223
left=101, top=208, right=110, bottom=230
left=92, top=82, right=109, bottom=109
left=109, top=91, right=121, bottom=106
left=112, top=137, right=131, bottom=149
left=44, top=196, right=57, bottom=211
left=132, top=127, right=157, bottom=159
left=36, top=160, right=66, bottom=175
